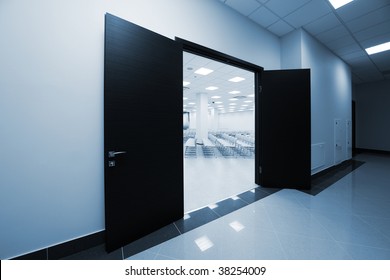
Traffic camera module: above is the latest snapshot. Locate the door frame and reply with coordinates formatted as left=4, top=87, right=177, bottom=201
left=175, top=38, right=264, bottom=188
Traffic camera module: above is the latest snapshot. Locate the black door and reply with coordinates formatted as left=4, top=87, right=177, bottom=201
left=257, top=69, right=311, bottom=189
left=104, top=14, right=183, bottom=252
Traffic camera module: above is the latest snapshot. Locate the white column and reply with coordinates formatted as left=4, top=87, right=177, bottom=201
left=195, top=92, right=208, bottom=143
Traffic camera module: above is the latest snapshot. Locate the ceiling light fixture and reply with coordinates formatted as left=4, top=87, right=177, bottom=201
left=366, top=42, right=390, bottom=55
left=183, top=81, right=190, bottom=86
left=328, top=0, right=354, bottom=9
left=211, top=95, right=221, bottom=99
left=229, top=90, right=241, bottom=94
left=206, top=86, right=218, bottom=90
left=195, top=67, right=214, bottom=75
left=229, top=76, right=245, bottom=83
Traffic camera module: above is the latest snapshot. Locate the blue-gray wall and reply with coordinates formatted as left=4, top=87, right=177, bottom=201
left=281, top=29, right=352, bottom=173
left=354, top=80, right=390, bottom=152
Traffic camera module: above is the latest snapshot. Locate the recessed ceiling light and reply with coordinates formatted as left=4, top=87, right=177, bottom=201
left=206, top=86, right=218, bottom=90
left=366, top=42, right=390, bottom=55
left=188, top=102, right=196, bottom=105
left=183, top=97, right=188, bottom=100
left=244, top=100, right=253, bottom=103
left=229, top=76, right=245, bottom=83
left=229, top=103, right=237, bottom=105
left=229, top=98, right=238, bottom=101
left=229, top=90, right=241, bottom=94
left=183, top=81, right=190, bottom=86
left=328, top=0, right=354, bottom=9
left=195, top=67, right=214, bottom=75
left=211, top=95, right=221, bottom=99
left=214, top=101, right=223, bottom=104
left=242, top=104, right=249, bottom=107
left=248, top=94, right=254, bottom=98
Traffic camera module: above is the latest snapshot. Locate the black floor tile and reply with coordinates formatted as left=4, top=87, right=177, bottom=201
left=60, top=244, right=122, bottom=260
left=306, top=159, right=365, bottom=196
left=48, top=231, right=105, bottom=260
left=175, top=207, right=220, bottom=234
left=13, top=249, right=48, bottom=260
left=211, top=197, right=248, bottom=217
left=238, top=188, right=276, bottom=204
left=123, top=223, right=180, bottom=259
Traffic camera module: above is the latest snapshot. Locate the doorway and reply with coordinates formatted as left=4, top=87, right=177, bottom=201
left=182, top=51, right=257, bottom=212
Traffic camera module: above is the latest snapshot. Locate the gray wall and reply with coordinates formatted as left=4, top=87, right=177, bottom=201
left=354, top=80, right=390, bottom=152
left=0, top=0, right=280, bottom=259
left=281, top=29, right=352, bottom=173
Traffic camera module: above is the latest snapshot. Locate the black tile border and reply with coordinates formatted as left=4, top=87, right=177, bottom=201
left=355, top=148, right=390, bottom=156
left=308, top=159, right=365, bottom=196
left=11, top=158, right=365, bottom=260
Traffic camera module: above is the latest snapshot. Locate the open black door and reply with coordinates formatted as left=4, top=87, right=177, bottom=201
left=257, top=69, right=311, bottom=189
left=104, top=14, right=183, bottom=252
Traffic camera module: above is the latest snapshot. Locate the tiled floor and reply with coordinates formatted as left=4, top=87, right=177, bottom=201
left=184, top=154, right=256, bottom=212
left=127, top=153, right=390, bottom=260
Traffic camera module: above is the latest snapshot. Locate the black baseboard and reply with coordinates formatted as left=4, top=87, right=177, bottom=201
left=12, top=231, right=105, bottom=260
left=308, top=159, right=365, bottom=196
left=355, top=148, right=390, bottom=156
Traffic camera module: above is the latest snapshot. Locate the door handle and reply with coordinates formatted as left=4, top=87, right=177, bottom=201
left=108, top=151, right=127, bottom=158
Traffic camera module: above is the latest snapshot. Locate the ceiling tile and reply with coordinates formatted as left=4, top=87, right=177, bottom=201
left=361, top=32, right=390, bottom=49
left=267, top=20, right=295, bottom=37
left=370, top=51, right=390, bottom=71
left=264, top=0, right=311, bottom=17
left=327, top=35, right=356, bottom=51
left=354, top=20, right=390, bottom=41
left=225, top=0, right=262, bottom=16
left=303, top=12, right=341, bottom=35
left=249, top=6, right=279, bottom=27
left=341, top=50, right=368, bottom=61
left=345, top=5, right=390, bottom=33
left=333, top=43, right=362, bottom=56
left=316, top=25, right=349, bottom=43
left=284, top=0, right=332, bottom=28
left=336, top=0, right=390, bottom=22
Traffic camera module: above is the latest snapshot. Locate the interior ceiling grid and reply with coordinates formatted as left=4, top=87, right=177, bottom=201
left=218, top=0, right=390, bottom=84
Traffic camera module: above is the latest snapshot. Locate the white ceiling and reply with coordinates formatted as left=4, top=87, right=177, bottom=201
left=183, top=51, right=255, bottom=114
left=218, top=0, right=390, bottom=84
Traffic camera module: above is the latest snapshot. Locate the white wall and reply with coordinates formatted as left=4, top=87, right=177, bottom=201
left=281, top=29, right=352, bottom=173
left=0, top=0, right=280, bottom=259
left=354, top=80, right=390, bottom=152
left=217, top=111, right=254, bottom=131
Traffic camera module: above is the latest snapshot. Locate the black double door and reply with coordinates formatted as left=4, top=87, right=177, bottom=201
left=257, top=69, right=311, bottom=189
left=104, top=14, right=183, bottom=252
left=104, top=14, right=311, bottom=253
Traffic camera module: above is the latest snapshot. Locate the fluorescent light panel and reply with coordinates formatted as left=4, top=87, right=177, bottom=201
left=229, top=76, right=245, bottom=83
left=183, top=81, right=190, bottom=86
left=195, top=67, right=214, bottom=75
left=366, top=42, right=390, bottom=55
left=206, top=86, right=218, bottom=90
left=328, top=0, right=353, bottom=9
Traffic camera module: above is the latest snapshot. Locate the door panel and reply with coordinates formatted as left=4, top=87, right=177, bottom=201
left=104, top=14, right=183, bottom=252
left=257, top=69, right=311, bottom=189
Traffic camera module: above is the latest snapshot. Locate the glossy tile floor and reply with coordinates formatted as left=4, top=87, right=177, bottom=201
left=128, top=153, right=390, bottom=260
left=184, top=156, right=256, bottom=212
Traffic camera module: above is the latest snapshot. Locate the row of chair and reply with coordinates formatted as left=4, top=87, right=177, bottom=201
left=184, top=131, right=254, bottom=158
